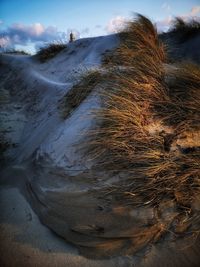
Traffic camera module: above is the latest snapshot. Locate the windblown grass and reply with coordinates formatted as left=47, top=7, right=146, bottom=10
left=36, top=41, right=67, bottom=62
left=102, top=14, right=166, bottom=67
left=168, top=17, right=200, bottom=42
left=154, top=62, right=200, bottom=128
left=86, top=14, right=200, bottom=241
left=59, top=70, right=102, bottom=119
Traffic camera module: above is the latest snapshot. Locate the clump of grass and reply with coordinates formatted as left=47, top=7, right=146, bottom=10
left=36, top=41, right=67, bottom=62
left=59, top=70, right=102, bottom=119
left=1, top=49, right=30, bottom=55
left=168, top=17, right=200, bottom=42
left=84, top=14, right=200, bottom=249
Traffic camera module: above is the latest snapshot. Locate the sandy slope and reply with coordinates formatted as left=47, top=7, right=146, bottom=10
left=0, top=185, right=128, bottom=267
left=0, top=34, right=131, bottom=267
left=0, top=35, right=118, bottom=167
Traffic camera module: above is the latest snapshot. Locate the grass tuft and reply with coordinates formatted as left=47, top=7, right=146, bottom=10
left=36, top=41, right=67, bottom=62
left=59, top=70, right=102, bottom=119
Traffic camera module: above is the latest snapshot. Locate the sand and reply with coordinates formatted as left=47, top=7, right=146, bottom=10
left=0, top=184, right=129, bottom=267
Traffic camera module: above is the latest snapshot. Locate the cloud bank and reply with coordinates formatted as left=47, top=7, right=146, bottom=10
left=0, top=22, right=90, bottom=53
left=0, top=22, right=67, bottom=51
left=105, top=16, right=127, bottom=33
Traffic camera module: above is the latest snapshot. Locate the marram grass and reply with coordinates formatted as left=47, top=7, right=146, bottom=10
left=86, top=15, right=200, bottom=241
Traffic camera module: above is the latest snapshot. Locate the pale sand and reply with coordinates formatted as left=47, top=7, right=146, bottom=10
left=1, top=165, right=200, bottom=267
left=0, top=185, right=129, bottom=267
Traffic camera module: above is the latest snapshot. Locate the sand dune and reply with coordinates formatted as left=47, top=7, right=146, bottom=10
left=0, top=18, right=200, bottom=266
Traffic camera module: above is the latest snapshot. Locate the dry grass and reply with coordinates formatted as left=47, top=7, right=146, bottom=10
left=102, top=14, right=166, bottom=67
left=36, top=41, right=67, bottom=62
left=85, top=15, right=200, bottom=241
left=59, top=70, right=102, bottom=119
left=154, top=63, right=200, bottom=128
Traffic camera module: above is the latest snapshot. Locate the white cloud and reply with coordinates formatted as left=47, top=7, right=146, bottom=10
left=0, top=36, right=11, bottom=48
left=180, top=5, right=200, bottom=21
left=0, top=22, right=75, bottom=52
left=5, top=22, right=59, bottom=43
left=156, top=15, right=172, bottom=32
left=105, top=16, right=127, bottom=33
left=29, top=23, right=45, bottom=36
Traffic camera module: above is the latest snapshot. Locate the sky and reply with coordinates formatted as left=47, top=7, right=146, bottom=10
left=0, top=0, right=200, bottom=54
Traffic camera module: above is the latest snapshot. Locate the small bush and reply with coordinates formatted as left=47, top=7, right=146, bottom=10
left=36, top=41, right=67, bottom=62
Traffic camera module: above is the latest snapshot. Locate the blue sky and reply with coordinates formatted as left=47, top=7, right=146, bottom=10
left=0, top=0, right=199, bottom=53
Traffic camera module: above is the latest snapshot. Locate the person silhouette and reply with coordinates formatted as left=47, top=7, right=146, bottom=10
left=69, top=32, right=75, bottom=42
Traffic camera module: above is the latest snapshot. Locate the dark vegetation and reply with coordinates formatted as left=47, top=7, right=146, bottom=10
left=36, top=41, right=67, bottom=62
left=159, top=17, right=200, bottom=64
left=1, top=49, right=30, bottom=55
left=167, top=17, right=200, bottom=43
